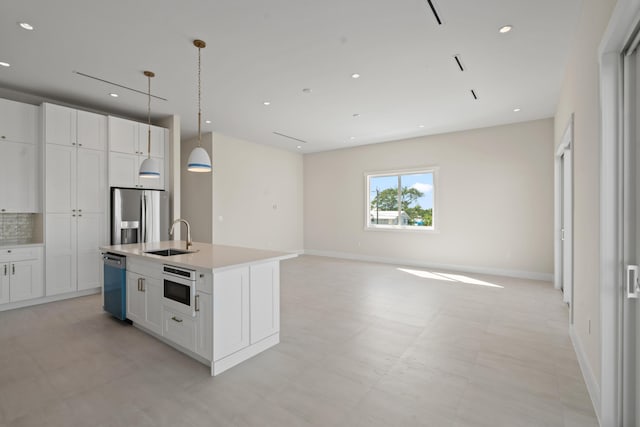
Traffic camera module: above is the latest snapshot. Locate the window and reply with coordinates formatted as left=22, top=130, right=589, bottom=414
left=366, top=168, right=436, bottom=231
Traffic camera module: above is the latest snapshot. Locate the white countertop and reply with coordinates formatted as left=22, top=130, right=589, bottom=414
left=0, top=241, right=44, bottom=248
left=100, top=241, right=297, bottom=272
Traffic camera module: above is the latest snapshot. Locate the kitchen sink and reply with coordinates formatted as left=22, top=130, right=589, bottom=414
left=145, top=248, right=196, bottom=256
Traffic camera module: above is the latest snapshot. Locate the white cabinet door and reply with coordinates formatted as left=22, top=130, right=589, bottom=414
left=138, top=124, right=165, bottom=158
left=144, top=277, right=163, bottom=335
left=250, top=262, right=280, bottom=344
left=0, top=264, right=9, bottom=304
left=45, top=213, right=77, bottom=296
left=77, top=148, right=106, bottom=213
left=108, top=117, right=138, bottom=154
left=0, top=98, right=37, bottom=144
left=77, top=110, right=106, bottom=151
left=126, top=272, right=145, bottom=324
left=45, top=144, right=76, bottom=213
left=213, top=267, right=250, bottom=361
left=109, top=152, right=139, bottom=188
left=10, top=259, right=43, bottom=302
left=195, top=292, right=212, bottom=360
left=77, top=213, right=104, bottom=291
left=44, top=103, right=76, bottom=146
left=0, top=141, right=37, bottom=213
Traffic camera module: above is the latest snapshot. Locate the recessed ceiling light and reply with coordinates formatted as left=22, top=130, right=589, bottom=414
left=263, top=101, right=271, bottom=106
left=352, top=113, right=360, bottom=118
left=513, top=108, right=521, bottom=112
left=0, top=62, right=10, bottom=67
left=296, top=145, right=301, bottom=149
left=18, top=22, right=34, bottom=31
left=418, top=125, right=425, bottom=128
left=109, top=93, right=119, bottom=98
left=351, top=73, right=361, bottom=79
left=349, top=136, right=356, bottom=140
left=205, top=120, right=212, bottom=124
left=302, top=88, right=312, bottom=93
left=499, top=25, right=513, bottom=34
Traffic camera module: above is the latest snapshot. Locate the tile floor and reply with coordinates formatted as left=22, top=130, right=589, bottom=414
left=0, top=256, right=597, bottom=426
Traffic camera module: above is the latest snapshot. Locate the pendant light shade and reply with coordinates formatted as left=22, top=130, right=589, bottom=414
left=139, top=70, right=160, bottom=179
left=139, top=157, right=161, bottom=177
left=187, top=147, right=212, bottom=172
left=188, top=39, right=212, bottom=173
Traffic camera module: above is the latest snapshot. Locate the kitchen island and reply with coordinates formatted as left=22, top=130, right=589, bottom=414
left=100, top=241, right=297, bottom=376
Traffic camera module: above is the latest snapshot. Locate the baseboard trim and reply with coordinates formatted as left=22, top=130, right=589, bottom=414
left=0, top=287, right=101, bottom=312
left=301, top=249, right=553, bottom=281
left=569, top=325, right=601, bottom=422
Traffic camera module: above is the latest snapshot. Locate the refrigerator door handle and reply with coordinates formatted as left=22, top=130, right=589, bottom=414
left=140, top=193, right=147, bottom=243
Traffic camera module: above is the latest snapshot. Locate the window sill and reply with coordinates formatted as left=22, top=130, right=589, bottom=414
left=364, top=225, right=439, bottom=234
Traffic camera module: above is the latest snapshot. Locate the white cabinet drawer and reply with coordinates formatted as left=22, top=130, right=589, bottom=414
left=0, top=247, right=42, bottom=262
left=163, top=306, right=196, bottom=352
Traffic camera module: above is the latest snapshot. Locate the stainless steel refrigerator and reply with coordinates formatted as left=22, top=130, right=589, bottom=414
left=111, top=188, right=169, bottom=245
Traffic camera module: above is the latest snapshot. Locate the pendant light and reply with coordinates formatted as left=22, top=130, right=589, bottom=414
left=139, top=70, right=161, bottom=178
left=187, top=39, right=212, bottom=172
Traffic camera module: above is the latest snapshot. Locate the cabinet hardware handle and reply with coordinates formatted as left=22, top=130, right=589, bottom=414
left=72, top=142, right=76, bottom=146
left=72, top=214, right=76, bottom=217
left=78, top=214, right=82, bottom=217
left=1, top=209, right=5, bottom=212
left=195, top=295, right=200, bottom=312
left=79, top=143, right=83, bottom=147
left=72, top=209, right=76, bottom=212
left=78, top=209, right=82, bottom=212
left=3, top=265, right=6, bottom=276
left=171, top=316, right=183, bottom=323
left=137, top=278, right=141, bottom=292
left=12, top=264, right=15, bottom=275
left=140, top=278, right=145, bottom=292
left=7, top=250, right=11, bottom=253
left=1, top=136, right=5, bottom=139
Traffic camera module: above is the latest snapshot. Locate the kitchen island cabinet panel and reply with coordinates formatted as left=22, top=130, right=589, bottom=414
left=250, top=262, right=280, bottom=344
left=213, top=267, right=250, bottom=361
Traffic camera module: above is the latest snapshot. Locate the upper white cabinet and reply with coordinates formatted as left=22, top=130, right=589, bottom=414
left=108, top=116, right=167, bottom=190
left=0, top=98, right=39, bottom=213
left=0, top=98, right=37, bottom=144
left=44, top=103, right=106, bottom=150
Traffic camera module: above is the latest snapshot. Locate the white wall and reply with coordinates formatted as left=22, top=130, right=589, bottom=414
left=554, top=0, right=617, bottom=395
left=211, top=132, right=304, bottom=252
left=180, top=133, right=213, bottom=243
left=304, top=119, right=554, bottom=278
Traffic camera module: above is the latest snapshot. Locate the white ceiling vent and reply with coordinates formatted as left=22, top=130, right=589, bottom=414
left=273, top=131, right=308, bottom=144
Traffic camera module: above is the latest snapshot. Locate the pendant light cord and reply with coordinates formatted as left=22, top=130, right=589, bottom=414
left=147, top=73, right=152, bottom=158
left=197, top=44, right=202, bottom=148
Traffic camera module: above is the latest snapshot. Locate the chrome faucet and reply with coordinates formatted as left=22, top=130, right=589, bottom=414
left=169, top=218, right=192, bottom=250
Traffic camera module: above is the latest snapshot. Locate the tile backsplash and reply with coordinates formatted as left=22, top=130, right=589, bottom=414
left=0, top=213, right=36, bottom=243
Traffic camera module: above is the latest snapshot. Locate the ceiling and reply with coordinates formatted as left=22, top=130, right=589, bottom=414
left=0, top=0, right=582, bottom=153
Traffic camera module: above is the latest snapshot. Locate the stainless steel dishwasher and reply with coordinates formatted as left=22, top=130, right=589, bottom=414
left=103, top=253, right=127, bottom=321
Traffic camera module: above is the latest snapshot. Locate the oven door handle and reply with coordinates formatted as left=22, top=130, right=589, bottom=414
left=195, top=294, right=200, bottom=312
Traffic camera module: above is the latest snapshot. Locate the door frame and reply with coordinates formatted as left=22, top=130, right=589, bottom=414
left=554, top=116, right=574, bottom=320
left=599, top=1, right=640, bottom=425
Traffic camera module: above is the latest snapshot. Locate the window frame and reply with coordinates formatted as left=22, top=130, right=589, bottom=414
left=364, top=166, right=438, bottom=233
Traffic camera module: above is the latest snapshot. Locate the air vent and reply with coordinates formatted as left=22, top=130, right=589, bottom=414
left=426, top=0, right=443, bottom=25
left=453, top=55, right=465, bottom=72
left=470, top=89, right=479, bottom=100
left=73, top=71, right=168, bottom=101
left=273, top=132, right=308, bottom=144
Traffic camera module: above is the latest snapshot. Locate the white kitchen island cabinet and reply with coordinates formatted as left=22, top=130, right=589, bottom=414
left=100, top=242, right=296, bottom=376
